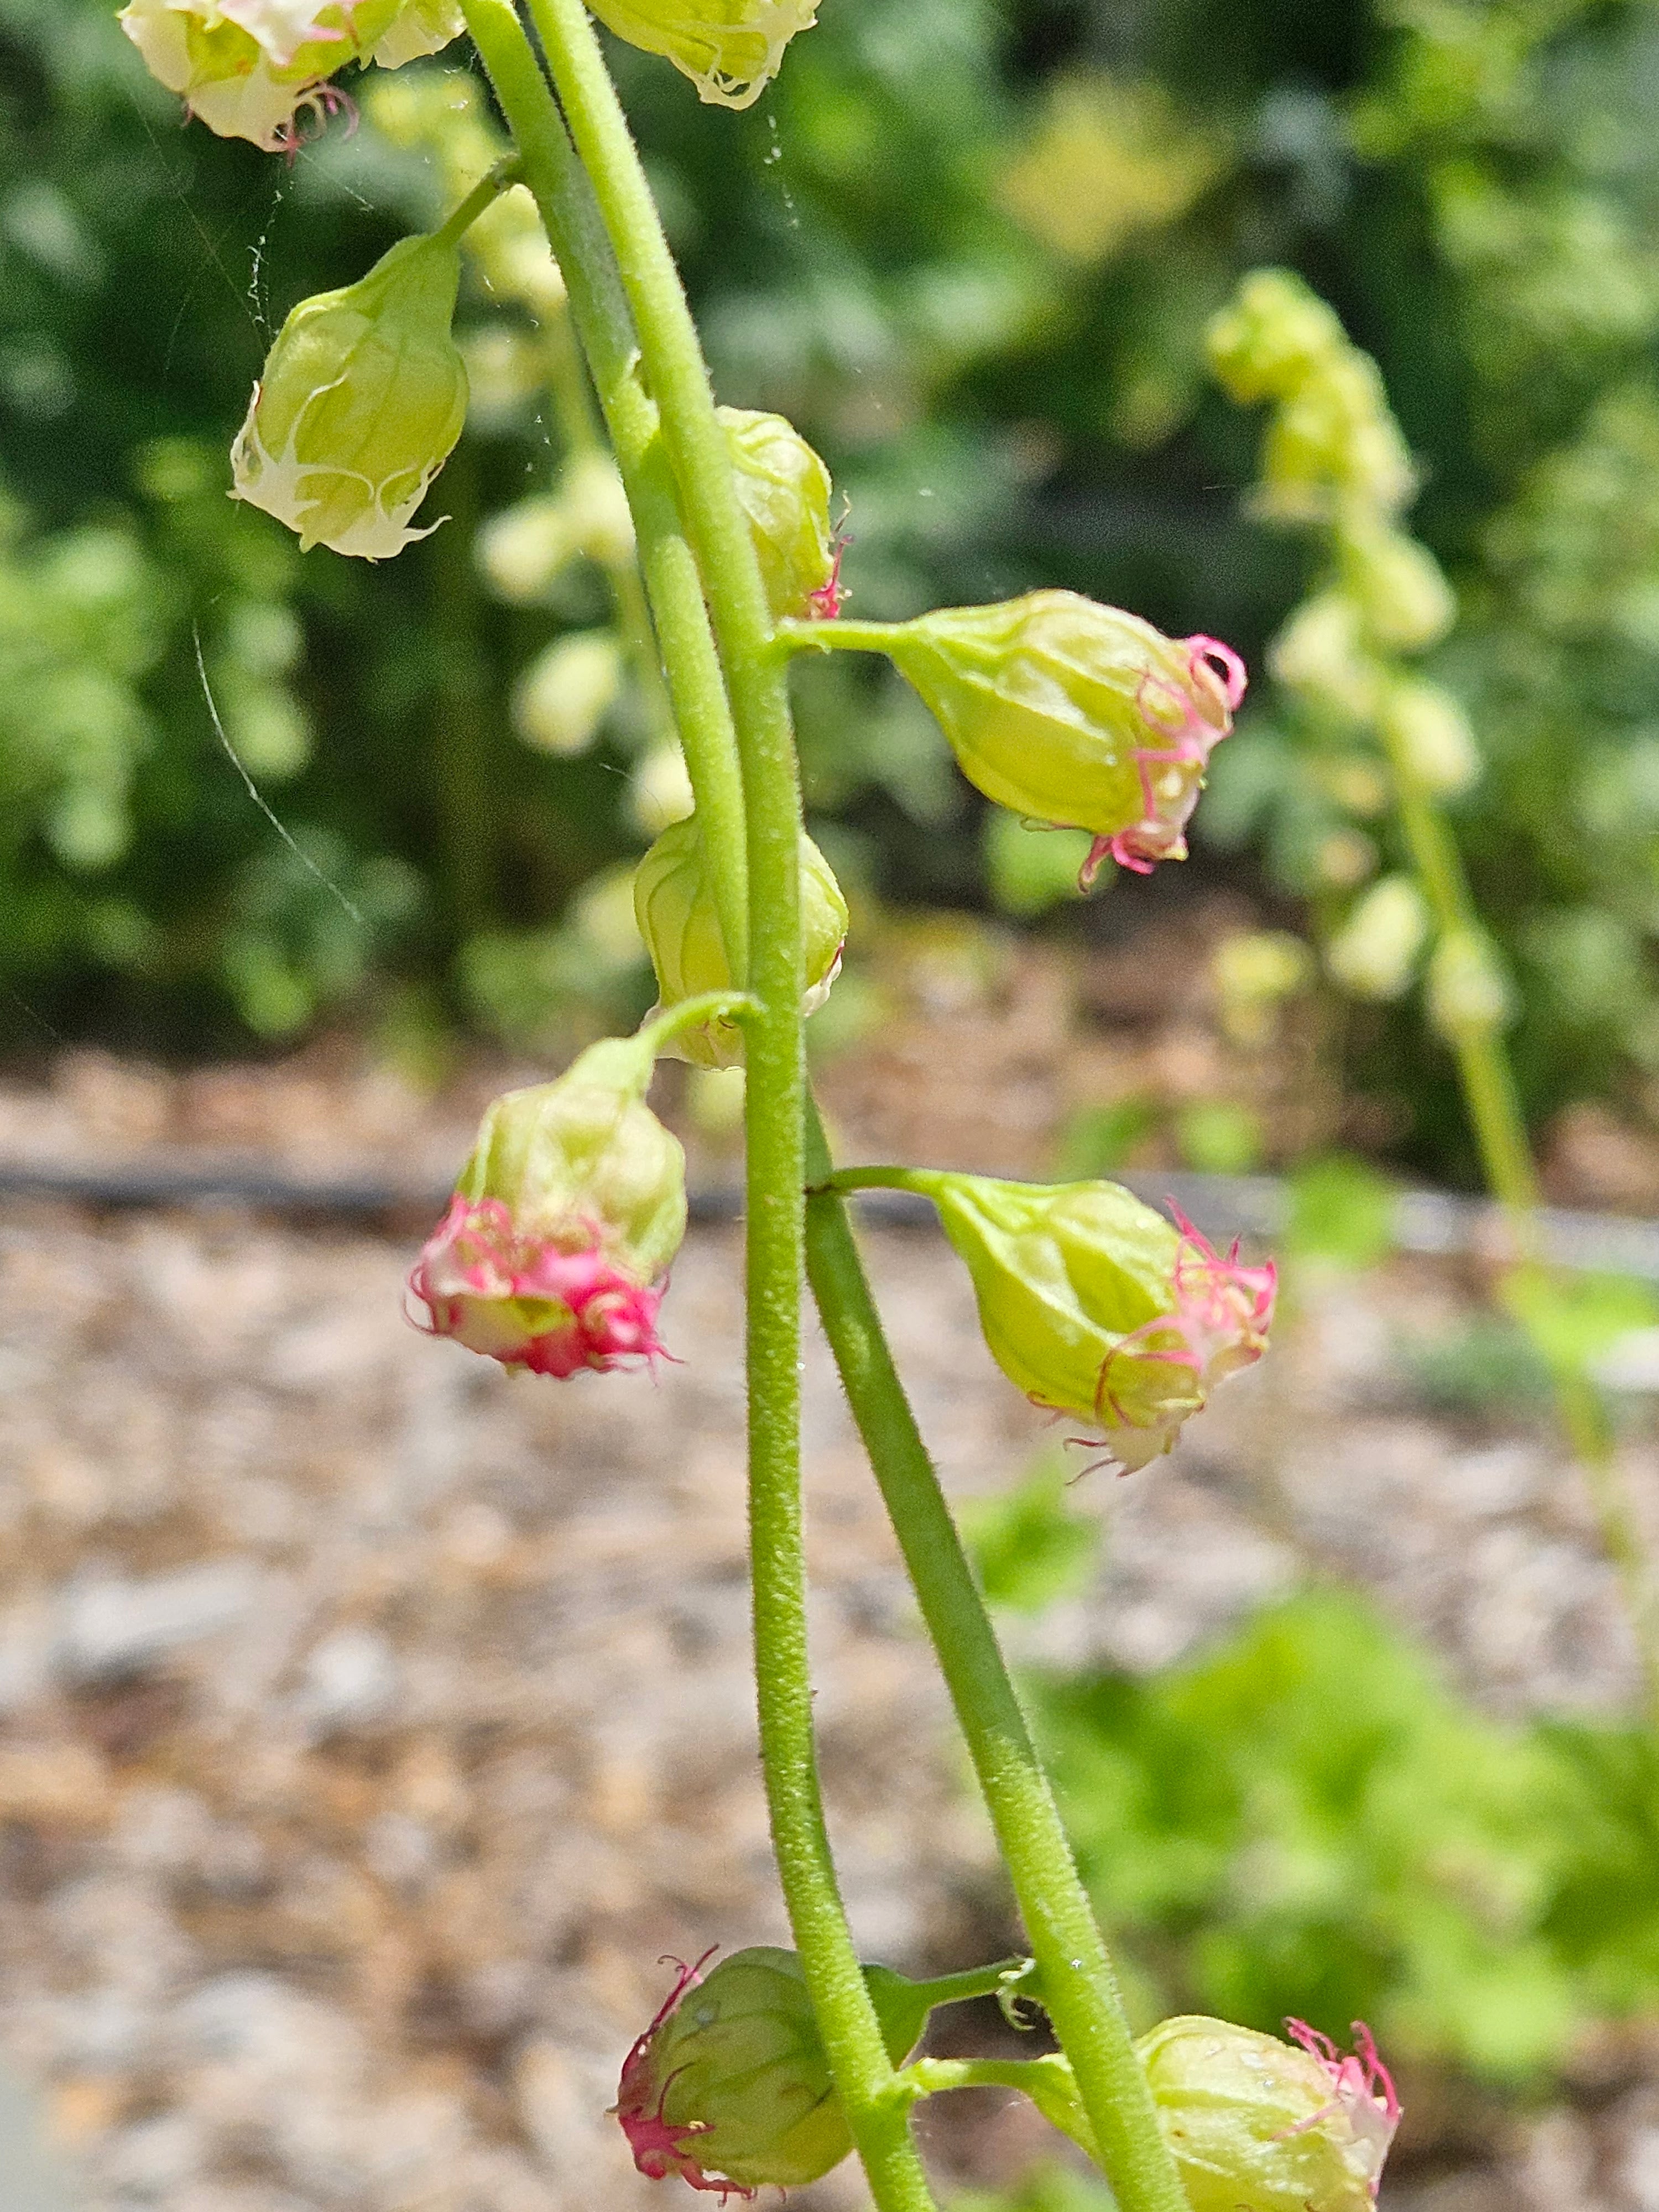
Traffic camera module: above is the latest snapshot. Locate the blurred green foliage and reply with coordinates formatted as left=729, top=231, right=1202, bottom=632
left=4, top=0, right=1659, bottom=1173
left=1018, top=1588, right=1659, bottom=2085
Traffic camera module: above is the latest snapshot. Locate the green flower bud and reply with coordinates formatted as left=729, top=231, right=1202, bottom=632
left=1378, top=677, right=1481, bottom=795
left=634, top=812, right=847, bottom=1068
left=231, top=232, right=467, bottom=559
left=1325, top=877, right=1430, bottom=1002
left=407, top=1033, right=685, bottom=1376
left=1257, top=356, right=1415, bottom=525
left=1137, top=2015, right=1400, bottom=2212
left=880, top=1172, right=1275, bottom=1472
left=616, top=1947, right=931, bottom=2195
left=720, top=406, right=841, bottom=619
left=512, top=630, right=625, bottom=756
left=1206, top=269, right=1347, bottom=405
left=873, top=593, right=1245, bottom=883
left=586, top=0, right=819, bottom=109
left=1427, top=925, right=1514, bottom=1042
left=1338, top=524, right=1456, bottom=652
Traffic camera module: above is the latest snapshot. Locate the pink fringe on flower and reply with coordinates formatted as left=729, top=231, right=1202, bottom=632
left=1079, top=632, right=1249, bottom=889
left=1282, top=2019, right=1401, bottom=2195
left=1079, top=1207, right=1276, bottom=1470
left=406, top=1194, right=668, bottom=1377
left=614, top=1949, right=755, bottom=2200
left=272, top=79, right=357, bottom=156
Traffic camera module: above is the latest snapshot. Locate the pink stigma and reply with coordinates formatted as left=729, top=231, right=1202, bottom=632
left=808, top=539, right=847, bottom=619
left=272, top=79, right=358, bottom=157
left=1282, top=2019, right=1401, bottom=2195
left=406, top=1194, right=670, bottom=1376
left=615, top=1951, right=758, bottom=2200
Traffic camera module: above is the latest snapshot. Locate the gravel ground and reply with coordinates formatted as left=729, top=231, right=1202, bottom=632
left=1, top=992, right=1656, bottom=2211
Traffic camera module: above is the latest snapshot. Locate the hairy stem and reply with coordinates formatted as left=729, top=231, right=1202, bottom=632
left=458, top=0, right=748, bottom=975
left=805, top=1102, right=1192, bottom=2212
left=504, top=2, right=937, bottom=2201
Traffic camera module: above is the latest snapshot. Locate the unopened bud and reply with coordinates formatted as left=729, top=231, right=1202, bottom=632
left=1206, top=269, right=1347, bottom=405
left=1269, top=595, right=1384, bottom=724
left=231, top=232, right=467, bottom=559
left=721, top=406, right=841, bottom=620
left=1212, top=930, right=1312, bottom=1050
left=406, top=1034, right=684, bottom=1376
left=368, top=0, right=463, bottom=67
left=634, top=813, right=847, bottom=1068
left=887, top=1173, right=1274, bottom=1472
left=1339, top=524, right=1455, bottom=652
left=875, top=592, right=1245, bottom=883
left=560, top=452, right=636, bottom=567
left=1378, top=677, right=1480, bottom=795
left=1326, top=877, right=1430, bottom=1001
left=1137, top=2015, right=1400, bottom=2212
left=477, top=495, right=577, bottom=603
left=1258, top=355, right=1415, bottom=524
left=1427, top=925, right=1513, bottom=1042
left=513, top=630, right=625, bottom=756
left=617, top=1948, right=931, bottom=2195
left=586, top=0, right=818, bottom=108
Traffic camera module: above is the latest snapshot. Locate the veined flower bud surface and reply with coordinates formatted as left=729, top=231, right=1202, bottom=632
left=634, top=813, right=847, bottom=1068
left=879, top=591, right=1245, bottom=884
left=719, top=406, right=841, bottom=619
left=906, top=1173, right=1275, bottom=1472
left=406, top=1035, right=685, bottom=1378
left=1137, top=2015, right=1400, bottom=2212
left=586, top=0, right=819, bottom=109
left=616, top=1947, right=929, bottom=2195
left=231, top=232, right=467, bottom=559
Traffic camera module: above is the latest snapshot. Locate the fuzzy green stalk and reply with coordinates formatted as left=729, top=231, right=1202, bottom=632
left=458, top=0, right=748, bottom=975
left=804, top=1103, right=1193, bottom=2212
left=488, top=3, right=938, bottom=2203
left=1377, top=719, right=1659, bottom=1724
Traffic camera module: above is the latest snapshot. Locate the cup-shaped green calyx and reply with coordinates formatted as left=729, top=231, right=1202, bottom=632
left=1137, top=2015, right=1401, bottom=2212
left=874, top=592, right=1245, bottom=886
left=616, top=1947, right=931, bottom=2195
left=406, top=1034, right=686, bottom=1378
left=719, top=406, right=841, bottom=619
left=586, top=0, right=820, bottom=108
left=231, top=232, right=467, bottom=559
left=877, top=1173, right=1275, bottom=1472
left=634, top=812, right=847, bottom=1068
left=118, top=0, right=456, bottom=150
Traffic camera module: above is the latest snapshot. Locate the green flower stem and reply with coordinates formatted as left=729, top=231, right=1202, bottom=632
left=1377, top=714, right=1659, bottom=1724
left=897, top=2056, right=1099, bottom=2162
left=504, top=4, right=939, bottom=2205
left=458, top=0, right=748, bottom=978
left=804, top=1103, right=1192, bottom=2212
left=776, top=615, right=906, bottom=658
left=432, top=155, right=524, bottom=248
left=905, top=1960, right=1029, bottom=2010
left=637, top=990, right=753, bottom=1058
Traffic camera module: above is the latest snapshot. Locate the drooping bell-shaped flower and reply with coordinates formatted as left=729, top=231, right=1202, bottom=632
left=719, top=406, right=842, bottom=620
left=406, top=1034, right=686, bottom=1378
left=119, top=0, right=456, bottom=150
left=230, top=230, right=467, bottom=559
left=615, top=1947, right=931, bottom=2196
left=872, top=592, right=1245, bottom=885
left=858, top=1171, right=1274, bottom=1472
left=1136, top=2015, right=1401, bottom=2212
left=585, top=0, right=820, bottom=109
left=634, top=812, right=847, bottom=1069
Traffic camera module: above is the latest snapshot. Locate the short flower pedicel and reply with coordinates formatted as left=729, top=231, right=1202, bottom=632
left=408, top=1034, right=686, bottom=1377
left=616, top=1947, right=932, bottom=2197
left=833, top=1171, right=1275, bottom=1471
left=1136, top=2014, right=1400, bottom=2212
left=231, top=229, right=468, bottom=559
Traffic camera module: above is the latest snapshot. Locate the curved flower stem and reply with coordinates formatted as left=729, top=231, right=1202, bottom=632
left=805, top=1102, right=1192, bottom=2212
left=431, top=155, right=524, bottom=248
left=1379, top=723, right=1659, bottom=1726
left=897, top=2056, right=1099, bottom=2163
left=483, top=4, right=937, bottom=2204
left=458, top=0, right=748, bottom=977
left=636, top=990, right=754, bottom=1059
